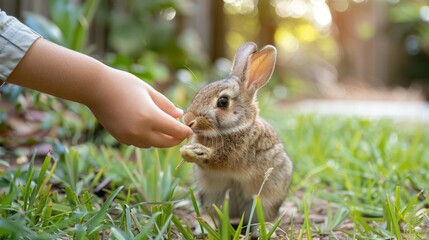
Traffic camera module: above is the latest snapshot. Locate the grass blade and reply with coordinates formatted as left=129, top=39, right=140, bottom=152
left=289, top=213, right=295, bottom=240
left=385, top=194, right=403, bottom=240
left=303, top=196, right=313, bottom=240
left=196, top=217, right=220, bottom=240
left=233, top=215, right=245, bottom=240
left=135, top=212, right=160, bottom=240
left=123, top=204, right=133, bottom=236
left=29, top=153, right=51, bottom=209
left=154, top=214, right=172, bottom=240
left=82, top=191, right=94, bottom=212
left=267, top=210, right=287, bottom=238
left=245, top=198, right=257, bottom=238
left=23, top=153, right=36, bottom=211
left=171, top=215, right=193, bottom=239
left=111, top=226, right=130, bottom=240
left=221, top=194, right=230, bottom=239
left=74, top=224, right=87, bottom=240
left=395, top=186, right=401, bottom=219
left=86, top=186, right=124, bottom=234
left=401, top=190, right=422, bottom=216
left=64, top=186, right=79, bottom=210
left=255, top=196, right=267, bottom=239
left=0, top=219, right=37, bottom=238
left=190, top=189, right=205, bottom=237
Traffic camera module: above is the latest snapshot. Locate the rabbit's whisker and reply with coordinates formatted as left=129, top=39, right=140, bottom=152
left=184, top=83, right=198, bottom=92
left=175, top=160, right=185, bottom=170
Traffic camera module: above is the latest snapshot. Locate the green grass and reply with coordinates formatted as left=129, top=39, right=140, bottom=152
left=1, top=113, right=428, bottom=239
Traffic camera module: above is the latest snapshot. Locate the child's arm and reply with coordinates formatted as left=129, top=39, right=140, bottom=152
left=7, top=38, right=192, bottom=148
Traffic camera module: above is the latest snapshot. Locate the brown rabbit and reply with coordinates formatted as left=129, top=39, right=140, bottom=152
left=180, top=42, right=292, bottom=234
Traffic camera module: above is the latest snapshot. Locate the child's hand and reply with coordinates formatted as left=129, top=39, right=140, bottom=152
left=87, top=68, right=193, bottom=148
left=7, top=38, right=191, bottom=148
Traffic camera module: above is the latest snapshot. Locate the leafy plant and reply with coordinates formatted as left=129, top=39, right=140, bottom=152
left=24, top=0, right=100, bottom=51
left=1, top=111, right=429, bottom=238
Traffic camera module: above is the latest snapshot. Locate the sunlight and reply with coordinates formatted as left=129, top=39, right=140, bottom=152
left=312, top=1, right=332, bottom=27
left=296, top=23, right=318, bottom=42
left=272, top=0, right=332, bottom=29
left=224, top=0, right=256, bottom=15
left=160, top=7, right=176, bottom=21
left=275, top=28, right=299, bottom=53
left=331, top=0, right=349, bottom=12
left=420, top=6, right=429, bottom=22
left=273, top=0, right=308, bottom=18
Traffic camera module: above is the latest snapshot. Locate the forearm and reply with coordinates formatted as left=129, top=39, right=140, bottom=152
left=6, top=38, right=108, bottom=105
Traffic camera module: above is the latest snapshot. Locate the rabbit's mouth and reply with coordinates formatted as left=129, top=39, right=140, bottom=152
left=192, top=129, right=221, bottom=138
left=184, top=114, right=214, bottom=131
left=192, top=130, right=203, bottom=134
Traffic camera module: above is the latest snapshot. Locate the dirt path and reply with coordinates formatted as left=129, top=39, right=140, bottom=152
left=290, top=100, right=429, bottom=123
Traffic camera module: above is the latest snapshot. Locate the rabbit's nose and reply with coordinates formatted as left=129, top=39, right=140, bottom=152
left=182, top=112, right=195, bottom=126
left=187, top=120, right=196, bottom=128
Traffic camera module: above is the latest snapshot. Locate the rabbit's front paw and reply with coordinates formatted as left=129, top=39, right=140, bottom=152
left=180, top=143, right=212, bottom=164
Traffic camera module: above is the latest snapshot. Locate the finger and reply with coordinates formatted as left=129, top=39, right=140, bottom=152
left=139, top=92, right=192, bottom=139
left=133, top=144, right=152, bottom=148
left=143, top=95, right=192, bottom=138
left=115, top=136, right=151, bottom=148
left=154, top=112, right=193, bottom=139
left=149, top=89, right=184, bottom=119
left=115, top=124, right=185, bottom=148
left=143, top=131, right=185, bottom=148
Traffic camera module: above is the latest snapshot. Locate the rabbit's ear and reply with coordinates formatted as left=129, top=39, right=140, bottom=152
left=231, top=42, right=257, bottom=78
left=245, top=45, right=277, bottom=93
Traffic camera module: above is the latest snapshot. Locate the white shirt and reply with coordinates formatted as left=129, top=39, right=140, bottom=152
left=0, top=9, right=41, bottom=82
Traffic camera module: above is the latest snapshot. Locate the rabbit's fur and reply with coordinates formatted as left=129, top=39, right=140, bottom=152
left=180, top=42, right=292, bottom=229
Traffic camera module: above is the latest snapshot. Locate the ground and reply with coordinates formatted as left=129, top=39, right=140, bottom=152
left=1, top=82, right=429, bottom=239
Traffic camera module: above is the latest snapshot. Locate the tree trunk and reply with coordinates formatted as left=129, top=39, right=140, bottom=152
left=329, top=1, right=389, bottom=86
left=210, top=0, right=226, bottom=61
left=257, top=0, right=276, bottom=46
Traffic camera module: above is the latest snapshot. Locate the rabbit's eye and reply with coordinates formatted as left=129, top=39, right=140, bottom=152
left=216, top=97, right=229, bottom=108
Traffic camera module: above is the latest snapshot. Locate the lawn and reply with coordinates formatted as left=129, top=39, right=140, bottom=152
left=1, top=107, right=428, bottom=239
left=2, top=0, right=429, bottom=239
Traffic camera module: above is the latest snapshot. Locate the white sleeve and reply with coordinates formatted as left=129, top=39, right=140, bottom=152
left=0, top=9, right=41, bottom=82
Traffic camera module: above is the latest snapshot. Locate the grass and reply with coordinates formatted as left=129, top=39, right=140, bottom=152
left=1, top=113, right=429, bottom=239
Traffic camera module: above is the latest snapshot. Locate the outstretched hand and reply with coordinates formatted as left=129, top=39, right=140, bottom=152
left=87, top=68, right=193, bottom=148
left=7, top=38, right=192, bottom=148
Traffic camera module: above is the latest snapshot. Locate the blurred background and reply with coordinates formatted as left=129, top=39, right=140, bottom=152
left=1, top=0, right=429, bottom=157
left=2, top=0, right=429, bottom=100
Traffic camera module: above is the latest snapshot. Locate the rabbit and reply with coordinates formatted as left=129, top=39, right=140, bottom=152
left=180, top=42, right=293, bottom=236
